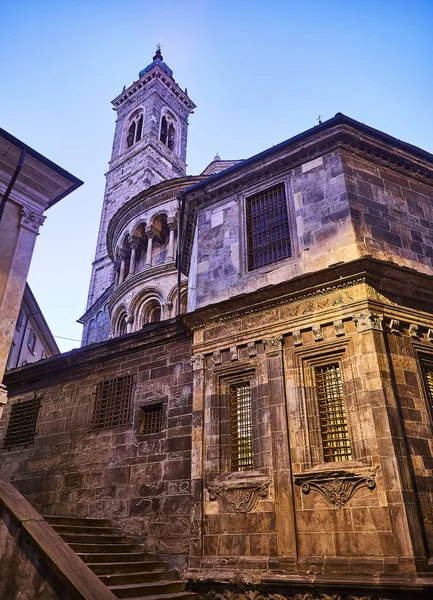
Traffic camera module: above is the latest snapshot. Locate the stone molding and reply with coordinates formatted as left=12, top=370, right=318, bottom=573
left=294, top=470, right=376, bottom=509
left=199, top=589, right=392, bottom=600
left=20, top=207, right=46, bottom=233
left=108, top=261, right=176, bottom=313
left=207, top=474, right=271, bottom=513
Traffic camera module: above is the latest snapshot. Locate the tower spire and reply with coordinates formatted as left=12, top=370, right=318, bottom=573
left=153, top=43, right=163, bottom=61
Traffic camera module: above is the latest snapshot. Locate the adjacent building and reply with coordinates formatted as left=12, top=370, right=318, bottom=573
left=1, top=50, right=433, bottom=600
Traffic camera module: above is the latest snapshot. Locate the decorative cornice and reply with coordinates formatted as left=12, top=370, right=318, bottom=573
left=108, top=262, right=176, bottom=313
left=294, top=470, right=377, bottom=509
left=207, top=475, right=271, bottom=513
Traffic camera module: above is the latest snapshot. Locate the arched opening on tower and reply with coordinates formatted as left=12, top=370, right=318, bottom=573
left=160, top=114, right=176, bottom=152
left=150, top=214, right=169, bottom=266
left=142, top=300, right=162, bottom=325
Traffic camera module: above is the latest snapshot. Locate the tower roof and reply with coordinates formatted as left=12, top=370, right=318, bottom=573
left=139, top=46, right=173, bottom=79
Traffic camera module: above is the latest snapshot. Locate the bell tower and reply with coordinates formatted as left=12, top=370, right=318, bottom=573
left=80, top=47, right=195, bottom=343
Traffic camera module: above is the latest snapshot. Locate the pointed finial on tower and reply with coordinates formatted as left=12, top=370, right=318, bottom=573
left=153, top=43, right=163, bottom=61
left=214, top=153, right=221, bottom=161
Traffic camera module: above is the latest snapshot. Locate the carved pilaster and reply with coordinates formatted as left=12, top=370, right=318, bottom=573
left=353, top=312, right=383, bottom=332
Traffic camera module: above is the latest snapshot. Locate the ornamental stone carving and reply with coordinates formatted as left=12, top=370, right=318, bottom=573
left=192, top=354, right=204, bottom=371
left=207, top=474, right=271, bottom=513
left=312, top=325, right=323, bottom=341
left=409, top=323, right=419, bottom=339
left=353, top=312, right=383, bottom=332
left=20, top=207, right=46, bottom=233
left=213, top=349, right=222, bottom=364
left=334, top=319, right=345, bottom=337
left=294, top=470, right=376, bottom=509
left=292, top=330, right=302, bottom=346
left=247, top=341, right=257, bottom=357
left=199, top=588, right=388, bottom=600
left=263, top=335, right=283, bottom=353
left=388, top=319, right=401, bottom=334
left=230, top=346, right=238, bottom=361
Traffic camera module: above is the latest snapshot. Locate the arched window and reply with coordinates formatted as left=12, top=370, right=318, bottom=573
left=126, top=112, right=144, bottom=149
left=117, top=312, right=127, bottom=336
left=160, top=113, right=176, bottom=152
left=143, top=300, right=162, bottom=326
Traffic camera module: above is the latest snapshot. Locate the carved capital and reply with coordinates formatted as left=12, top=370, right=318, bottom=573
left=334, top=319, right=345, bottom=337
left=312, top=324, right=323, bottom=341
left=191, top=354, right=204, bottom=371
left=292, top=330, right=302, bottom=346
left=295, top=470, right=376, bottom=509
left=117, top=248, right=129, bottom=260
left=128, top=234, right=140, bottom=249
left=20, top=207, right=46, bottom=233
left=353, top=312, right=383, bottom=332
left=247, top=341, right=257, bottom=357
left=409, top=323, right=419, bottom=339
left=167, top=216, right=177, bottom=231
left=230, top=346, right=238, bottom=361
left=388, top=319, right=401, bottom=334
left=126, top=314, right=134, bottom=324
left=263, top=335, right=283, bottom=353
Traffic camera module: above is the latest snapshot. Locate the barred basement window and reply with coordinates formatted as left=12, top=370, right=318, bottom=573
left=421, top=358, right=433, bottom=411
left=230, top=382, right=253, bottom=471
left=315, top=363, right=352, bottom=462
left=246, top=183, right=291, bottom=271
left=91, top=375, right=132, bottom=430
left=140, top=405, right=163, bottom=435
left=3, top=395, right=41, bottom=449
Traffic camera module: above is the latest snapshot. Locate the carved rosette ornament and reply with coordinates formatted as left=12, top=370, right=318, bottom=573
left=20, top=207, right=46, bottom=233
left=207, top=474, right=271, bottom=513
left=294, top=470, right=376, bottom=509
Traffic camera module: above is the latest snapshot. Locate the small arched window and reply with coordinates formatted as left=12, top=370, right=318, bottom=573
left=126, top=112, right=144, bottom=149
left=117, top=313, right=127, bottom=336
left=143, top=301, right=162, bottom=326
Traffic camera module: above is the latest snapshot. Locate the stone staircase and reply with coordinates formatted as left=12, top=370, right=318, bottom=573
left=44, top=515, right=196, bottom=600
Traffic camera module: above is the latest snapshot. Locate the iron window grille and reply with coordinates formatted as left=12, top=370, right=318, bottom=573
left=230, top=382, right=253, bottom=471
left=246, top=183, right=291, bottom=271
left=421, top=358, right=433, bottom=411
left=91, top=375, right=132, bottom=431
left=3, top=395, right=41, bottom=449
left=314, top=363, right=352, bottom=462
left=139, top=405, right=163, bottom=435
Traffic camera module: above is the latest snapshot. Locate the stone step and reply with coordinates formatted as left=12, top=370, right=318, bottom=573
left=58, top=532, right=133, bottom=544
left=43, top=515, right=112, bottom=527
left=78, top=552, right=150, bottom=563
left=109, top=581, right=186, bottom=598
left=50, top=524, right=120, bottom=535
left=70, top=542, right=142, bottom=553
left=88, top=561, right=169, bottom=575
left=98, top=570, right=177, bottom=586
left=123, top=594, right=196, bottom=600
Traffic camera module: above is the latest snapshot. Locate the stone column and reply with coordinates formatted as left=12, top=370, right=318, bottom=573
left=166, top=218, right=177, bottom=262
left=113, top=262, right=120, bottom=286
left=145, top=229, right=154, bottom=267
left=128, top=235, right=139, bottom=276
left=118, top=249, right=127, bottom=284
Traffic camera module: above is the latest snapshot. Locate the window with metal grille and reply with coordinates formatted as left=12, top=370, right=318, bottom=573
left=230, top=382, right=253, bottom=471
left=139, top=405, right=163, bottom=435
left=421, top=358, right=433, bottom=411
left=3, top=396, right=41, bottom=449
left=315, top=363, right=352, bottom=462
left=91, top=375, right=132, bottom=430
left=246, top=183, right=291, bottom=271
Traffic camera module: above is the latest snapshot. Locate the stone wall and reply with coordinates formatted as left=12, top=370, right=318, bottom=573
left=342, top=153, right=433, bottom=273
left=0, top=320, right=193, bottom=565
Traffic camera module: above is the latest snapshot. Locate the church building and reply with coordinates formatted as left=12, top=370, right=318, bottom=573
left=1, top=48, right=433, bottom=600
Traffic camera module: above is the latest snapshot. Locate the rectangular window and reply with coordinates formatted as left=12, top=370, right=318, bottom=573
left=315, top=363, right=352, bottom=462
left=230, top=382, right=253, bottom=471
left=3, top=396, right=41, bottom=449
left=420, top=358, right=433, bottom=411
left=139, top=405, right=163, bottom=435
left=91, top=375, right=132, bottom=430
left=27, top=330, right=36, bottom=354
left=246, top=183, right=291, bottom=271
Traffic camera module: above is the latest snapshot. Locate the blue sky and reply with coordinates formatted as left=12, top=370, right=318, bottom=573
left=2, top=0, right=432, bottom=351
